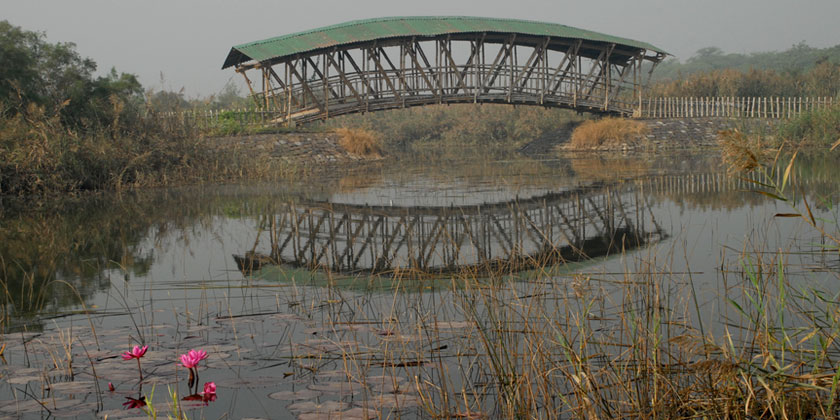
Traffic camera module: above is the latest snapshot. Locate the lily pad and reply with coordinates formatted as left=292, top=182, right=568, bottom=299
left=6, top=375, right=42, bottom=385
left=47, top=380, right=96, bottom=394
left=307, top=381, right=366, bottom=395
left=360, top=393, right=419, bottom=409
left=287, top=400, right=350, bottom=413
left=269, top=389, right=322, bottom=401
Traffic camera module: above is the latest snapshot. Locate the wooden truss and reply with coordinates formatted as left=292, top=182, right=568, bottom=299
left=234, top=34, right=666, bottom=125
left=237, top=184, right=663, bottom=275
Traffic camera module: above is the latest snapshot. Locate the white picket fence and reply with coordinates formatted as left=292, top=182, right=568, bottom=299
left=639, top=96, right=835, bottom=119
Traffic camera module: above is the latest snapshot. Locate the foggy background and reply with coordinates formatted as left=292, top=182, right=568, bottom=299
left=5, top=0, right=839, bottom=97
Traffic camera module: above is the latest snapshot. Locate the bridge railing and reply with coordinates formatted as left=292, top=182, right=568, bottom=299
left=260, top=64, right=639, bottom=123
left=639, top=96, right=835, bottom=119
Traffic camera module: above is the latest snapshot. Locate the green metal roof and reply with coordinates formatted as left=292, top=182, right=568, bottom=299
left=222, top=16, right=667, bottom=69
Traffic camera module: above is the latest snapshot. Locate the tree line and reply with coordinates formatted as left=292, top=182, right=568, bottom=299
left=649, top=43, right=840, bottom=97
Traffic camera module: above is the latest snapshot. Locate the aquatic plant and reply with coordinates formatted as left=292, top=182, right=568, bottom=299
left=122, top=395, right=147, bottom=409
left=122, top=344, right=148, bottom=381
left=180, top=349, right=209, bottom=393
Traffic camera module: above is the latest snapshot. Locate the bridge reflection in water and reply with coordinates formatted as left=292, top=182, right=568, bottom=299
left=235, top=182, right=665, bottom=276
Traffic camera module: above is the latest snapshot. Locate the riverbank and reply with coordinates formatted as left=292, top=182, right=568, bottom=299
left=545, top=117, right=779, bottom=152
left=3, top=101, right=836, bottom=195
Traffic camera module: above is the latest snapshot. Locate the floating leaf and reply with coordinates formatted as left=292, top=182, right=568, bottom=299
left=287, top=400, right=350, bottom=413
left=307, top=381, right=366, bottom=395
left=268, top=389, right=322, bottom=401
left=360, top=393, right=419, bottom=409
left=47, top=380, right=95, bottom=394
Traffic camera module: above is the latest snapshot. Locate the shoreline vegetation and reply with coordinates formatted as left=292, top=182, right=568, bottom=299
left=2, top=19, right=840, bottom=196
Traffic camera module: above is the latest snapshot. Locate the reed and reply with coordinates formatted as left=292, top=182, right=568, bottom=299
left=568, top=117, right=649, bottom=149
left=335, top=127, right=383, bottom=157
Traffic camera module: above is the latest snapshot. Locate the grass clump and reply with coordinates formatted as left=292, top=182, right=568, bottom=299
left=717, top=129, right=773, bottom=173
left=568, top=117, right=649, bottom=149
left=335, top=127, right=383, bottom=157
left=779, top=103, right=840, bottom=148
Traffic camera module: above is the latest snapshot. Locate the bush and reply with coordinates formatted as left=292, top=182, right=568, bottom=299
left=778, top=104, right=840, bottom=147
left=568, top=118, right=649, bottom=149
left=214, top=111, right=246, bottom=136
left=336, top=127, right=383, bottom=157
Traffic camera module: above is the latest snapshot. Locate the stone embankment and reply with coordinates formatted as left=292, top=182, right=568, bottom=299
left=522, top=118, right=778, bottom=154
left=641, top=118, right=776, bottom=148
left=209, top=132, right=379, bottom=164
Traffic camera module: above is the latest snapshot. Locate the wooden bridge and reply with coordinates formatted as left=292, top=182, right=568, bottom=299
left=223, top=16, right=668, bottom=124
left=234, top=182, right=664, bottom=276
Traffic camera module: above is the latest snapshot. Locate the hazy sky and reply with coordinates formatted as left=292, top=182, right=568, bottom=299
left=6, top=0, right=839, bottom=97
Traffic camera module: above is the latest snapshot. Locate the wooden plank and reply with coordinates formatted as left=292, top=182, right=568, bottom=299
left=326, top=52, right=364, bottom=106
left=483, top=34, right=516, bottom=94
left=368, top=47, right=402, bottom=100
left=287, top=60, right=324, bottom=112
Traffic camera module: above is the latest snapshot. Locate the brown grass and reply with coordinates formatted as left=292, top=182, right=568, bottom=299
left=336, top=127, right=383, bottom=157
left=568, top=118, right=649, bottom=149
left=717, top=129, right=771, bottom=173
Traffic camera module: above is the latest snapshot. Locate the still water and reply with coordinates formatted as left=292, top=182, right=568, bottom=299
left=0, top=150, right=837, bottom=418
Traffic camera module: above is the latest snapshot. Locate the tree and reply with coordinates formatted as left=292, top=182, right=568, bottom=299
left=0, top=20, right=143, bottom=128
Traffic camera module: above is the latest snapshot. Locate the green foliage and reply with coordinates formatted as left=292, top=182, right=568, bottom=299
left=779, top=104, right=840, bottom=147
left=654, top=42, right=840, bottom=81
left=651, top=43, right=840, bottom=98
left=0, top=20, right=143, bottom=129
left=651, top=64, right=840, bottom=98
left=213, top=110, right=247, bottom=136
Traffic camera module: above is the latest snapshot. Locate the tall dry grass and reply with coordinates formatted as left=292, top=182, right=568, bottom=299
left=335, top=127, right=383, bottom=157
left=568, top=118, right=649, bottom=149
left=0, top=102, right=298, bottom=194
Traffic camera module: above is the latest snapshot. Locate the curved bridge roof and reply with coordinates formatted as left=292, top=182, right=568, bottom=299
left=223, top=16, right=667, bottom=69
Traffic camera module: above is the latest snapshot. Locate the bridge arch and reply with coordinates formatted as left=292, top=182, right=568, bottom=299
left=223, top=16, right=668, bottom=125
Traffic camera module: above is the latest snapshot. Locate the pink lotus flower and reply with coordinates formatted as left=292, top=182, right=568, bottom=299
left=121, top=345, right=148, bottom=360
left=179, top=349, right=208, bottom=369
left=108, top=382, right=115, bottom=392
left=122, top=345, right=149, bottom=381
left=202, top=381, right=216, bottom=395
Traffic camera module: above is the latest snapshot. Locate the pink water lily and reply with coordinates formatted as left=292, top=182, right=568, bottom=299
left=179, top=349, right=208, bottom=369
left=180, top=349, right=209, bottom=393
left=202, top=382, right=216, bottom=395
left=121, top=345, right=148, bottom=360
left=122, top=345, right=148, bottom=381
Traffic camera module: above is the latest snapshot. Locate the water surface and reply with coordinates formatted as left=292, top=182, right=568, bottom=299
left=0, top=150, right=837, bottom=419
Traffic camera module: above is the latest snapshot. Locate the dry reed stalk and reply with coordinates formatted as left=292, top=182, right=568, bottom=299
left=717, top=129, right=765, bottom=173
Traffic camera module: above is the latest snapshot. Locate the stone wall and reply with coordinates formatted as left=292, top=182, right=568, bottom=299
left=522, top=117, right=778, bottom=154
left=641, top=118, right=777, bottom=148
left=208, top=132, right=379, bottom=165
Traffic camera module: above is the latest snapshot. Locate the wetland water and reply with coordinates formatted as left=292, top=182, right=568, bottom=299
left=0, top=150, right=838, bottom=419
